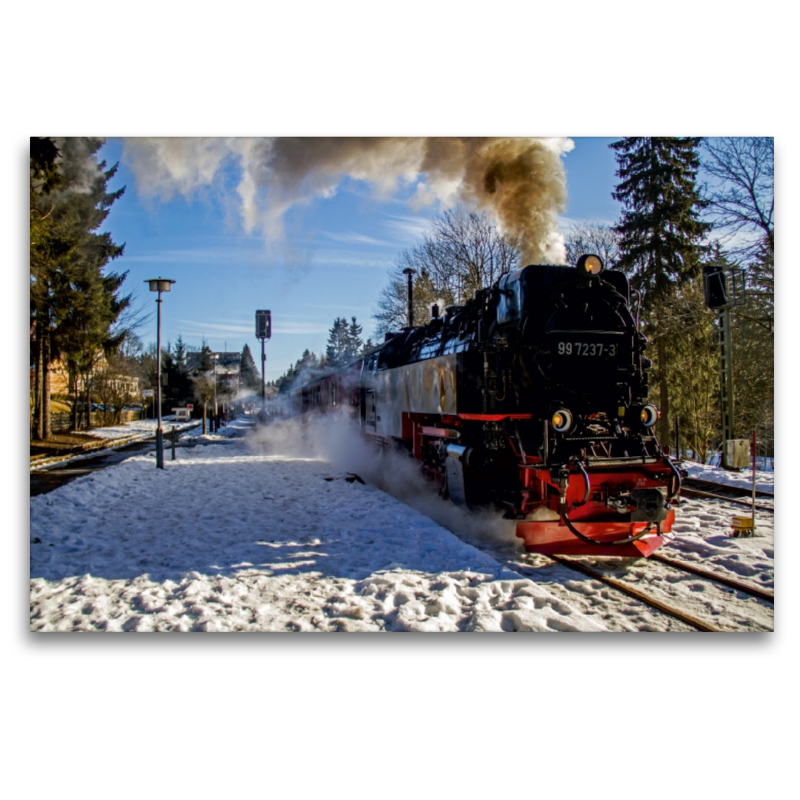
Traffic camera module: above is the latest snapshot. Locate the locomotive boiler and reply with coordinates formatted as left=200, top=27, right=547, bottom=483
left=288, top=254, right=679, bottom=557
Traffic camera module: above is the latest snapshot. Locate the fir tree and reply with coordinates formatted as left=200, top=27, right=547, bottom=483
left=610, top=137, right=710, bottom=443
left=325, top=317, right=365, bottom=367
left=159, top=336, right=193, bottom=407
left=30, top=137, right=128, bottom=437
left=611, top=137, right=710, bottom=298
left=326, top=317, right=351, bottom=367
left=240, top=343, right=260, bottom=391
left=346, top=317, right=364, bottom=359
left=173, top=335, right=188, bottom=367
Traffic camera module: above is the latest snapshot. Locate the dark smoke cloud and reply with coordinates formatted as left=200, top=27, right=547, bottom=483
left=123, top=137, right=573, bottom=263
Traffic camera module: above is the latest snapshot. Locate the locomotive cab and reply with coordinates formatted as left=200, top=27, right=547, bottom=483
left=492, top=255, right=656, bottom=464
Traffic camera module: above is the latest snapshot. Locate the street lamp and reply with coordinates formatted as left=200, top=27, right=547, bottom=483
left=213, top=353, right=219, bottom=418
left=145, top=277, right=175, bottom=469
left=402, top=268, right=416, bottom=327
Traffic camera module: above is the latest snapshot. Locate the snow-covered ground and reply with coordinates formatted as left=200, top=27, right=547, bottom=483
left=35, top=415, right=198, bottom=445
left=683, top=460, right=775, bottom=495
left=70, top=416, right=179, bottom=439
left=30, top=414, right=774, bottom=632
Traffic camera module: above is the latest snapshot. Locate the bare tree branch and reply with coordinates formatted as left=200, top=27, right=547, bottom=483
left=373, top=207, right=520, bottom=338
left=701, top=137, right=774, bottom=259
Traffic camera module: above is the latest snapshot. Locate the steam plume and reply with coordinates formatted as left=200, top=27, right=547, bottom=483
left=123, top=137, right=573, bottom=264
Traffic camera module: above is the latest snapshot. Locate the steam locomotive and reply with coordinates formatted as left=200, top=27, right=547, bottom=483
left=284, top=254, right=680, bottom=557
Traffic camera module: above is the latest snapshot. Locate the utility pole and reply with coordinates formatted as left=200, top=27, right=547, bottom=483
left=718, top=306, right=735, bottom=457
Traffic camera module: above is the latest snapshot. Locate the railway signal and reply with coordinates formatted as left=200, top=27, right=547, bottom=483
left=256, top=310, right=272, bottom=409
left=702, top=265, right=747, bottom=470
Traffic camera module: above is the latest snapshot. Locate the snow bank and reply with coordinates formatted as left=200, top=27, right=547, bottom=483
left=30, top=418, right=605, bottom=632
left=684, top=461, right=774, bottom=495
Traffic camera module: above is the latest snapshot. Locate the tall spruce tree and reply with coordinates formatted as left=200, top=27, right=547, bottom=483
left=326, top=317, right=351, bottom=367
left=610, top=137, right=710, bottom=443
left=346, top=317, right=364, bottom=359
left=240, top=343, right=260, bottom=391
left=30, top=137, right=128, bottom=438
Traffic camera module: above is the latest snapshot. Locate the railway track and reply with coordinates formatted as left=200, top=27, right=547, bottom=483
left=529, top=479, right=775, bottom=630
left=507, top=547, right=774, bottom=633
left=682, top=476, right=773, bottom=499
left=681, top=477, right=774, bottom=512
left=649, top=552, right=774, bottom=603
left=545, top=554, right=726, bottom=632
left=376, top=468, right=775, bottom=633
left=461, top=516, right=774, bottom=631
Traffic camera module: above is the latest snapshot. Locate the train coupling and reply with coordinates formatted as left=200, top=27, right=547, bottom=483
left=606, top=487, right=668, bottom=521
left=606, top=492, right=632, bottom=514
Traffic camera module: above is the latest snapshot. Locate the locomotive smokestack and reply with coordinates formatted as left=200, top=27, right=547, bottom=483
left=402, top=267, right=415, bottom=327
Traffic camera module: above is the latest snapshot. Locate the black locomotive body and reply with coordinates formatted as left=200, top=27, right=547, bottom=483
left=289, top=255, right=678, bottom=557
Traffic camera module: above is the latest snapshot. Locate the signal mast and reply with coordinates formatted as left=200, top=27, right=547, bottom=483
left=255, top=310, right=272, bottom=410
left=702, top=265, right=746, bottom=469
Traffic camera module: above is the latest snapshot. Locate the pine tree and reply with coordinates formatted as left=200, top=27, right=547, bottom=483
left=345, top=317, right=364, bottom=361
left=30, top=137, right=128, bottom=438
left=173, top=335, right=188, bottom=367
left=240, top=343, right=260, bottom=391
left=325, top=317, right=365, bottom=367
left=158, top=336, right=192, bottom=407
left=325, top=317, right=350, bottom=367
left=610, top=137, right=710, bottom=442
left=611, top=138, right=710, bottom=297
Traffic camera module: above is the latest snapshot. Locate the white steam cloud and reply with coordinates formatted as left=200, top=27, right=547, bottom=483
left=122, top=137, right=574, bottom=264
left=247, top=413, right=524, bottom=555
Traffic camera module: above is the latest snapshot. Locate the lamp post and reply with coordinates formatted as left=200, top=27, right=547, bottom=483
left=213, top=353, right=219, bottom=417
left=145, top=278, right=175, bottom=469
left=402, top=268, right=415, bottom=327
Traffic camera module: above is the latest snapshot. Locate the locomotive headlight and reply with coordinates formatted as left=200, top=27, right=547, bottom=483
left=551, top=409, right=573, bottom=432
left=576, top=254, right=604, bottom=276
left=640, top=404, right=659, bottom=427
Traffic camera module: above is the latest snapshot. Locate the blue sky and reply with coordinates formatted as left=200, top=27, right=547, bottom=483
left=99, top=137, right=623, bottom=381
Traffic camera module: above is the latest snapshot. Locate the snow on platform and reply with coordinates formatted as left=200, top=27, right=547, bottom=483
left=30, top=418, right=604, bottom=632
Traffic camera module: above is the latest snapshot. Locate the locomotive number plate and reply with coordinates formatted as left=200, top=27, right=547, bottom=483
left=556, top=341, right=617, bottom=357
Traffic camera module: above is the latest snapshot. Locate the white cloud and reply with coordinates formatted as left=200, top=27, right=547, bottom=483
left=176, top=318, right=331, bottom=336
left=321, top=231, right=394, bottom=246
